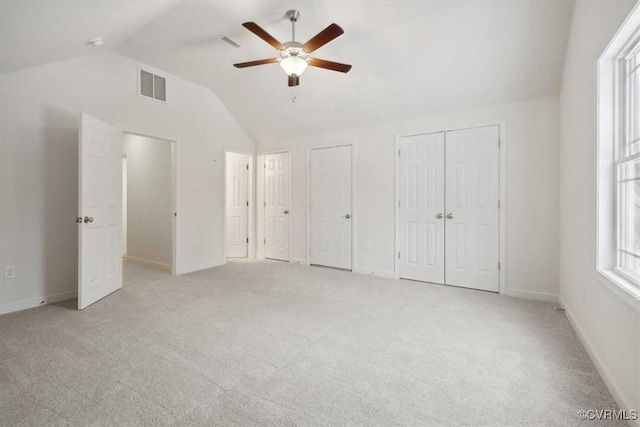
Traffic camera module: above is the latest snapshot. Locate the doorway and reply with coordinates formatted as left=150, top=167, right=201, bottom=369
left=225, top=152, right=251, bottom=258
left=122, top=133, right=176, bottom=274
left=396, top=125, right=501, bottom=292
left=308, top=145, right=353, bottom=270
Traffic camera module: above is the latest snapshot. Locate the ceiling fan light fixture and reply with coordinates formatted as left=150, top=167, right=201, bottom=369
left=279, top=56, right=308, bottom=76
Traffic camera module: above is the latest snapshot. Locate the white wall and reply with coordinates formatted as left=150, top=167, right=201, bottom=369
left=558, top=0, right=640, bottom=417
left=124, top=134, right=172, bottom=268
left=257, top=96, right=560, bottom=301
left=0, top=51, right=255, bottom=313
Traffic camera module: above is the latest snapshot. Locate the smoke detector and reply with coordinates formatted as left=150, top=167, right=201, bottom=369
left=88, top=38, right=104, bottom=47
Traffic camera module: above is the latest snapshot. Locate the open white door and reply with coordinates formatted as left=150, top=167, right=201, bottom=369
left=264, top=152, right=290, bottom=261
left=398, top=132, right=446, bottom=284
left=445, top=125, right=500, bottom=292
left=226, top=152, right=249, bottom=258
left=78, top=113, right=123, bottom=309
left=310, top=146, right=352, bottom=270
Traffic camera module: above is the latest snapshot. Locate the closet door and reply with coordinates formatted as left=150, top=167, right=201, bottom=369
left=445, top=126, right=500, bottom=292
left=398, top=132, right=446, bottom=284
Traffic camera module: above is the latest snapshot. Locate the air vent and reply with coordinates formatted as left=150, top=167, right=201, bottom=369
left=221, top=36, right=241, bottom=48
left=139, top=69, right=167, bottom=102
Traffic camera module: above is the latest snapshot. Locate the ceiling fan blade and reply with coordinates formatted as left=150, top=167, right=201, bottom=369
left=308, top=58, right=352, bottom=73
left=242, top=22, right=285, bottom=50
left=234, top=58, right=278, bottom=68
left=301, top=23, right=344, bottom=53
left=288, top=75, right=300, bottom=87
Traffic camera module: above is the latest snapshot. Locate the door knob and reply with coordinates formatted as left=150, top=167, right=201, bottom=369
left=446, top=213, right=453, bottom=219
left=84, top=216, right=94, bottom=223
left=436, top=213, right=443, bottom=219
left=75, top=217, right=82, bottom=223
left=284, top=210, right=289, bottom=214
left=345, top=213, right=351, bottom=219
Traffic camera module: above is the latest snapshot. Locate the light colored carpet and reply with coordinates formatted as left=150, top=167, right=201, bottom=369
left=0, top=259, right=623, bottom=426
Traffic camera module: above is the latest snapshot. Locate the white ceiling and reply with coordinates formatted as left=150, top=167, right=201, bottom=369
left=0, top=0, right=177, bottom=74
left=1, top=0, right=575, bottom=143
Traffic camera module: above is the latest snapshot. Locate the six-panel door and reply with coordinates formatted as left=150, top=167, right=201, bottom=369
left=226, top=153, right=249, bottom=258
left=398, top=125, right=500, bottom=292
left=445, top=126, right=500, bottom=292
left=78, top=113, right=123, bottom=309
left=264, top=152, right=290, bottom=261
left=310, top=145, right=352, bottom=270
left=398, top=133, right=446, bottom=284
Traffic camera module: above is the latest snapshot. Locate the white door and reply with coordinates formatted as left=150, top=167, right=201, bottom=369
left=226, top=152, right=248, bottom=258
left=398, top=133, right=445, bottom=283
left=78, top=113, right=123, bottom=309
left=310, top=146, right=352, bottom=270
left=445, top=126, right=500, bottom=292
left=264, top=152, right=290, bottom=261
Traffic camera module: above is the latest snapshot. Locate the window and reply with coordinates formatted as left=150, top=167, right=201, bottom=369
left=597, top=3, right=640, bottom=299
left=139, top=69, right=167, bottom=102
left=617, top=44, right=640, bottom=279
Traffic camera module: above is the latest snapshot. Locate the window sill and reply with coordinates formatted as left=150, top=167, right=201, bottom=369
left=596, top=269, right=640, bottom=312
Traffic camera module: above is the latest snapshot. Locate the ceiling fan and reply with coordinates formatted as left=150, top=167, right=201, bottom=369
left=233, top=10, right=352, bottom=87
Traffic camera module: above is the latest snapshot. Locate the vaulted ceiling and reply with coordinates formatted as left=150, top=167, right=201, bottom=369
left=1, top=0, right=575, bottom=143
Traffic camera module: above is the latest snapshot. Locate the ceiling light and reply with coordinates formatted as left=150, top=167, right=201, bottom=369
left=88, top=38, right=104, bottom=47
left=279, top=56, right=308, bottom=77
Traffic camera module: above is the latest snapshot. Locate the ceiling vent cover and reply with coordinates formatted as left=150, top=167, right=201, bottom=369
left=139, top=69, right=166, bottom=102
left=221, top=36, right=241, bottom=48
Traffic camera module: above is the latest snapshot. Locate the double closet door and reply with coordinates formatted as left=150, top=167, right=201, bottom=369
left=398, top=126, right=500, bottom=292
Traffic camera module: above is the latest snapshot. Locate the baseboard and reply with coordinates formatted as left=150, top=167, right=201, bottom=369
left=560, top=296, right=639, bottom=426
left=125, top=256, right=171, bottom=272
left=0, top=290, right=77, bottom=315
left=176, top=261, right=224, bottom=275
left=290, top=258, right=310, bottom=266
left=353, top=267, right=396, bottom=279
left=502, top=288, right=559, bottom=303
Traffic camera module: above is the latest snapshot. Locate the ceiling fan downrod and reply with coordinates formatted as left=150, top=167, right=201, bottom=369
left=286, top=10, right=300, bottom=42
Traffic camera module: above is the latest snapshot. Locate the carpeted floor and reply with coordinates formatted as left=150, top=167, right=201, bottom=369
left=0, top=259, right=624, bottom=426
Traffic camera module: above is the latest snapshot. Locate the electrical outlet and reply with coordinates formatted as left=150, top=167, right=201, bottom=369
left=4, top=266, right=16, bottom=279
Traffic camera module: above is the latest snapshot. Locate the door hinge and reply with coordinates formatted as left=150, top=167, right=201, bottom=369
left=246, top=238, right=249, bottom=243
left=264, top=201, right=266, bottom=207
left=398, top=200, right=400, bottom=208
left=398, top=252, right=401, bottom=259
left=498, top=200, right=501, bottom=209
left=398, top=149, right=401, bottom=157
left=498, top=262, right=501, bottom=270
left=264, top=163, right=266, bottom=169
left=246, top=201, right=249, bottom=207
left=498, top=139, right=501, bottom=148
left=174, top=212, right=177, bottom=217
left=246, top=164, right=249, bottom=170
left=264, top=239, right=266, bottom=244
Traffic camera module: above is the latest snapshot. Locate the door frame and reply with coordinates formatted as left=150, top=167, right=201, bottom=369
left=306, top=142, right=357, bottom=269
left=259, top=150, right=292, bottom=261
left=223, top=150, right=254, bottom=259
left=394, top=121, right=506, bottom=293
left=123, top=131, right=178, bottom=275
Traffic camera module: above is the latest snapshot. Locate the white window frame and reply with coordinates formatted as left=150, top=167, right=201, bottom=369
left=597, top=3, right=640, bottom=303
